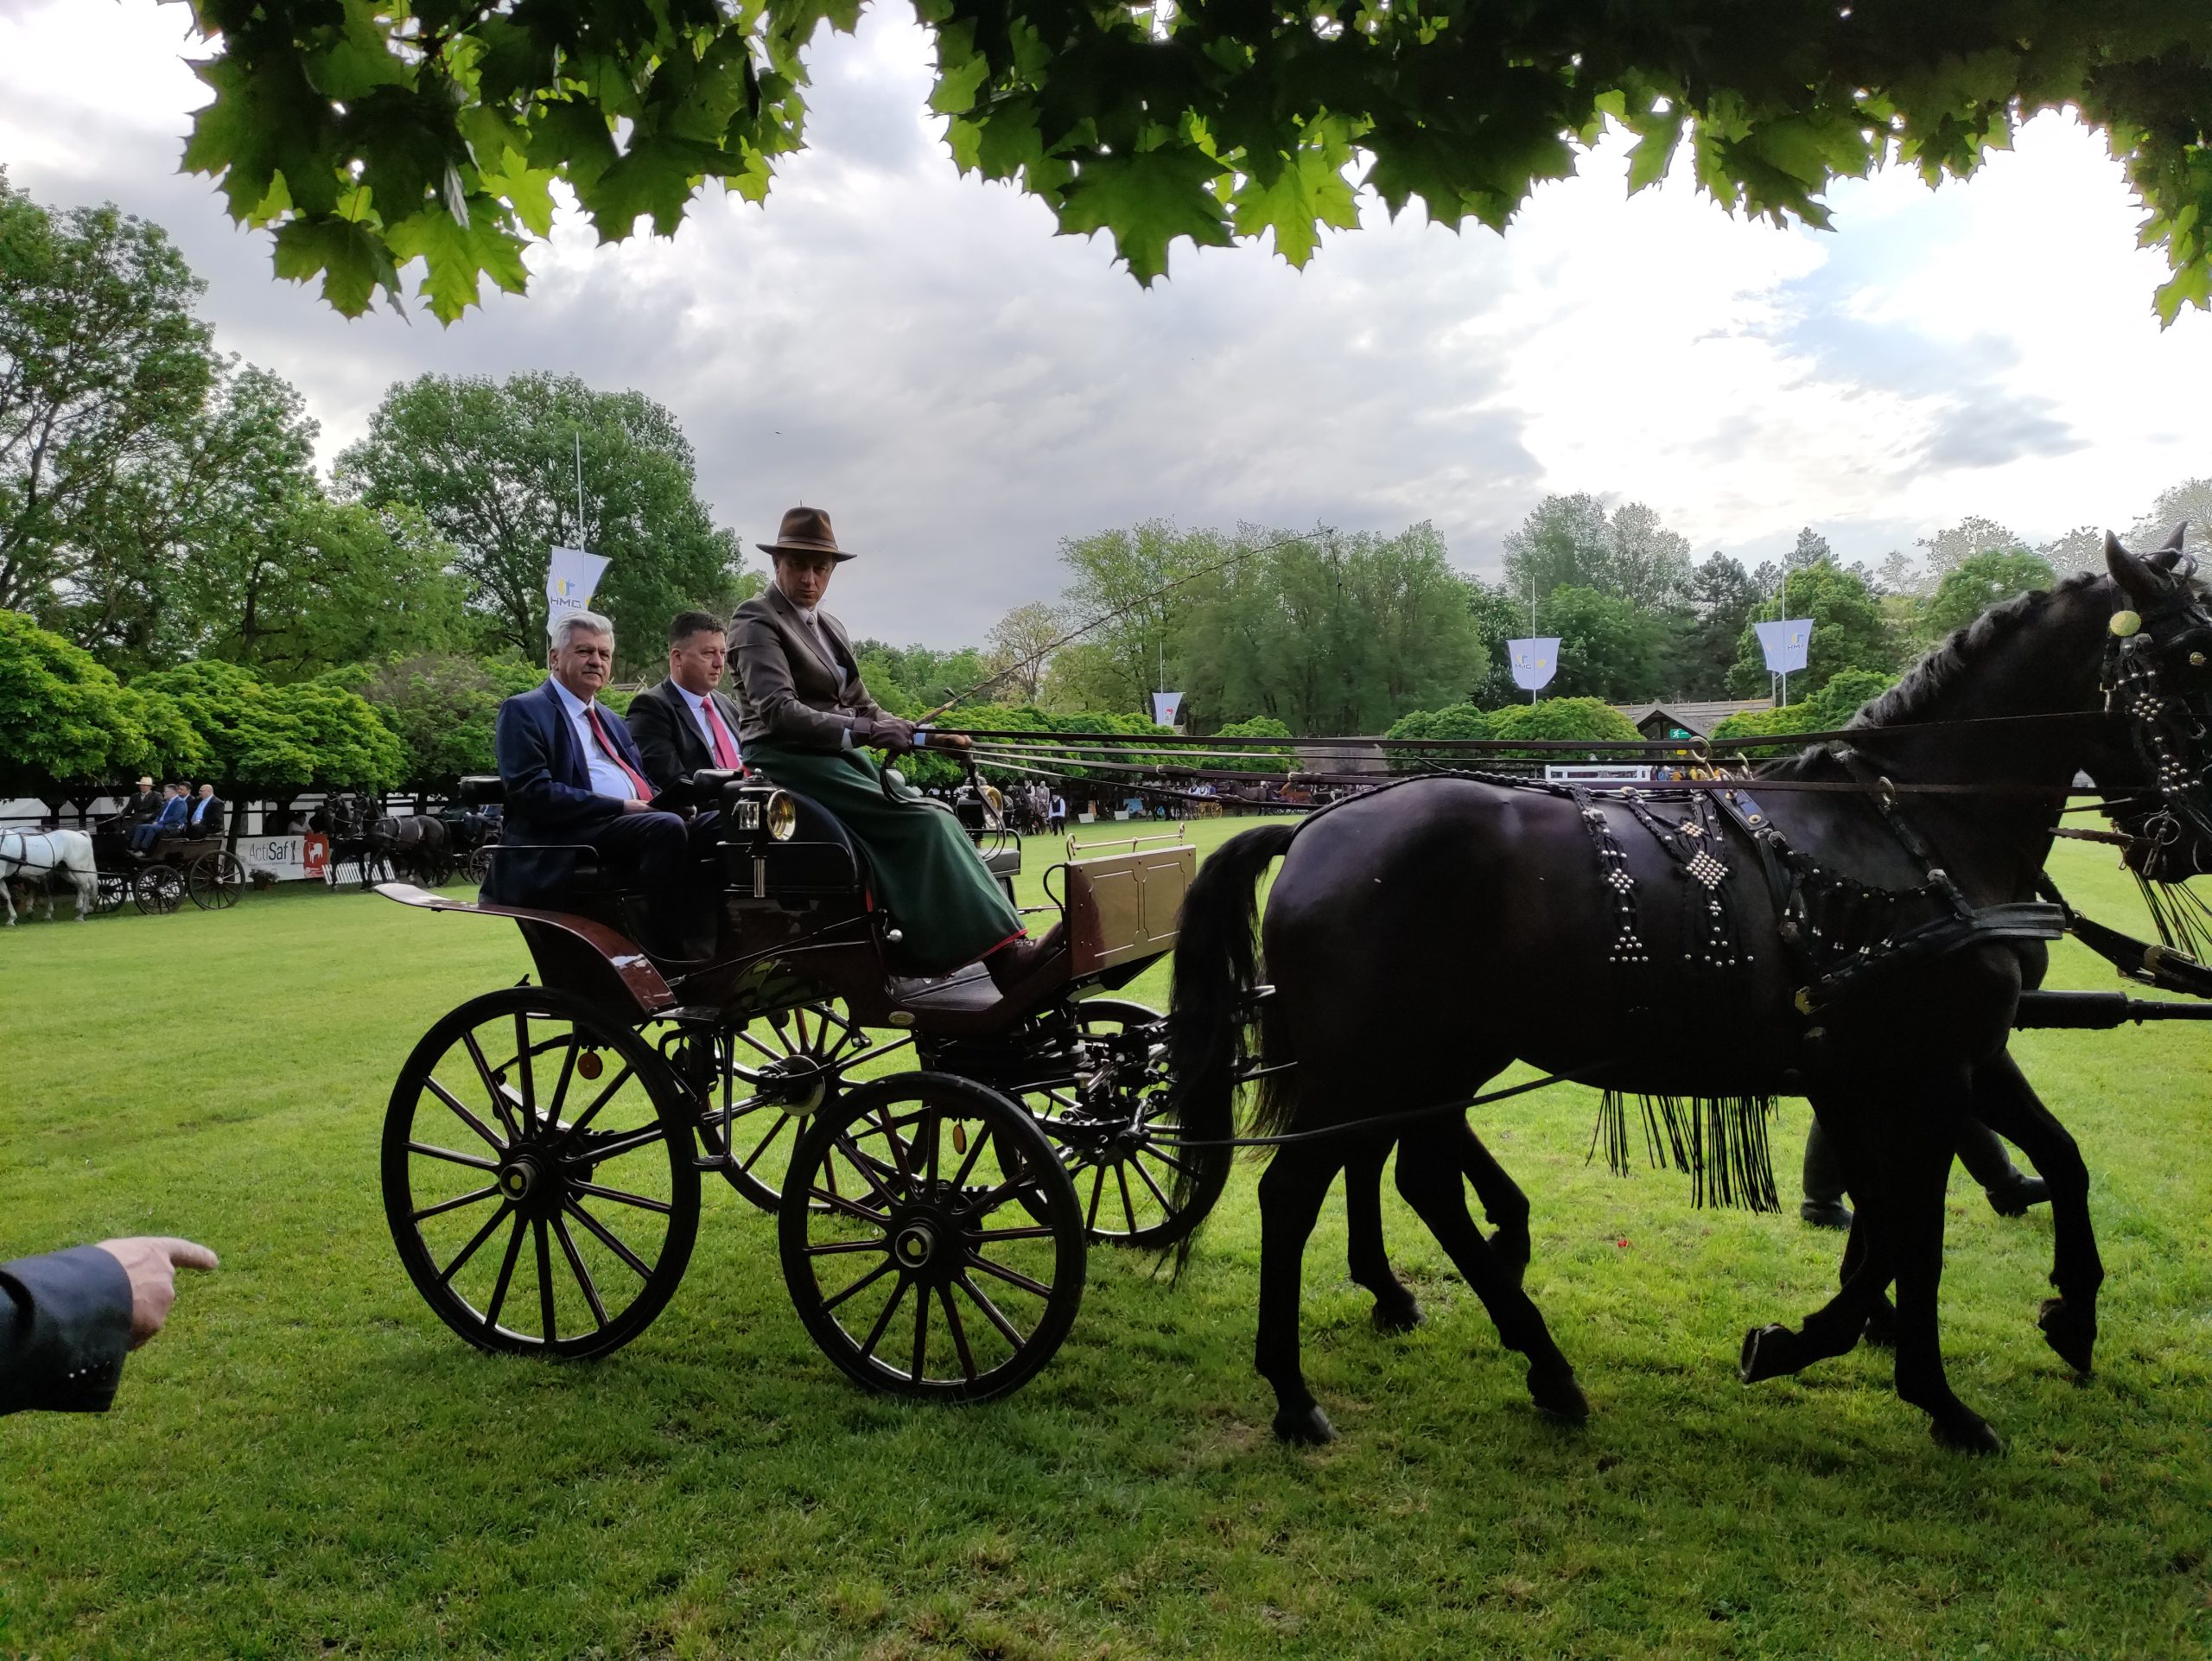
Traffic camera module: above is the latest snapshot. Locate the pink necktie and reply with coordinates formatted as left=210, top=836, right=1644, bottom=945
left=586, top=703, right=654, bottom=801
left=702, top=697, right=741, bottom=769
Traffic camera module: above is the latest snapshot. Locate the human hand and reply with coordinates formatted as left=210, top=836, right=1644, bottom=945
left=623, top=797, right=656, bottom=814
left=94, top=1237, right=219, bottom=1349
left=871, top=716, right=918, bottom=754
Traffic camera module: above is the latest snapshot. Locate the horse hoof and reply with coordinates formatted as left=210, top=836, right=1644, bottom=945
left=1738, top=1324, right=1798, bottom=1384
left=1862, top=1295, right=1899, bottom=1352
left=1929, top=1411, right=2004, bottom=1456
left=1528, top=1363, right=1589, bottom=1423
left=2037, top=1297, right=2096, bottom=1377
left=1370, top=1299, right=1424, bottom=1334
left=1273, top=1403, right=1337, bottom=1445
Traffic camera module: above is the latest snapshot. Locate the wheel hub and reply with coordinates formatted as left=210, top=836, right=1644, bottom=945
left=886, top=1197, right=966, bottom=1286
left=757, top=1053, right=830, bottom=1115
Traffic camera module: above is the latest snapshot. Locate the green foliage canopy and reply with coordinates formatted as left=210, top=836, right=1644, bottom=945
left=1919, top=550, right=2057, bottom=643
left=135, top=659, right=403, bottom=790
left=335, top=372, right=747, bottom=664
left=325, top=652, right=541, bottom=787
left=175, top=3, right=2212, bottom=320
left=1535, top=584, right=1666, bottom=703
left=0, top=610, right=206, bottom=792
left=1726, top=559, right=1898, bottom=699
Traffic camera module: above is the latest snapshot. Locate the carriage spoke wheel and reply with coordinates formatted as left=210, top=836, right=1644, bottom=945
left=133, top=863, right=183, bottom=916
left=691, top=999, right=876, bottom=1212
left=95, top=872, right=129, bottom=915
left=781, top=1073, right=1085, bottom=1403
left=383, top=987, right=700, bottom=1359
left=1020, top=1000, right=1225, bottom=1250
left=187, top=850, right=245, bottom=910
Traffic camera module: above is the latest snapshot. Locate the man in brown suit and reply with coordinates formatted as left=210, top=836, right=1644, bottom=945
left=728, top=507, right=1064, bottom=997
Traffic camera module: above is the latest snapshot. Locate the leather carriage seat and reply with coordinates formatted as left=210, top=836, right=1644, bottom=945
left=453, top=775, right=615, bottom=893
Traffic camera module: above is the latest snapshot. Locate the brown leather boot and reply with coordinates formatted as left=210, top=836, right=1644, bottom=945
left=984, top=922, right=1068, bottom=1002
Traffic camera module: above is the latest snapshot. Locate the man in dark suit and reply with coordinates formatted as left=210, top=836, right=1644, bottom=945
left=187, top=783, right=225, bottom=837
left=625, top=609, right=746, bottom=809
left=482, top=608, right=696, bottom=958
left=124, top=777, right=161, bottom=823
left=128, top=785, right=188, bottom=852
left=3, top=1236, right=218, bottom=1415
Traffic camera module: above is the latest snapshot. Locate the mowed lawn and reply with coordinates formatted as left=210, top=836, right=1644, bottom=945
left=2, top=824, right=2208, bottom=1660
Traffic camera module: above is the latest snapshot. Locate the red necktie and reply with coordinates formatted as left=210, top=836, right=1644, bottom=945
left=702, top=697, right=741, bottom=770
left=585, top=703, right=654, bottom=801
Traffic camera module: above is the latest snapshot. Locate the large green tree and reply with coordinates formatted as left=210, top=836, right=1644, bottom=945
left=1501, top=494, right=1694, bottom=612
left=1918, top=549, right=2058, bottom=643
left=173, top=3, right=2212, bottom=321
left=1673, top=552, right=1762, bottom=699
left=327, top=653, right=542, bottom=787
left=134, top=659, right=404, bottom=790
left=1533, top=583, right=1666, bottom=703
left=1052, top=519, right=1240, bottom=716
left=0, top=609, right=204, bottom=793
left=1178, top=524, right=1485, bottom=733
left=0, top=172, right=217, bottom=620
left=335, top=372, right=747, bottom=664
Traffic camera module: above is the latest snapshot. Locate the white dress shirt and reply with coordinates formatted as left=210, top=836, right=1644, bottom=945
left=675, top=683, right=738, bottom=764
left=549, top=678, right=637, bottom=800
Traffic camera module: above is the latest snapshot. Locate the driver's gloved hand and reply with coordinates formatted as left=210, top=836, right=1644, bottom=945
left=866, top=716, right=918, bottom=754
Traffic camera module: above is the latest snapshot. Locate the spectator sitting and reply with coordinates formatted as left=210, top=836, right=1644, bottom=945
left=186, top=784, right=225, bottom=838
left=128, top=786, right=188, bottom=853
left=122, top=777, right=160, bottom=824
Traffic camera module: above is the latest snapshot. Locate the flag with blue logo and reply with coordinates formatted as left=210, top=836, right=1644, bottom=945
left=1508, top=638, right=1560, bottom=691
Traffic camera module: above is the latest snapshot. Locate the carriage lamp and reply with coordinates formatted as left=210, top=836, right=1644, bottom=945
left=765, top=792, right=798, bottom=842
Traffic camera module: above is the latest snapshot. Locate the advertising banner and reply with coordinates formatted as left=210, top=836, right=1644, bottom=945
left=231, top=832, right=328, bottom=883
left=546, top=546, right=612, bottom=630
left=1150, top=691, right=1184, bottom=728
left=1754, top=619, right=1813, bottom=674
left=1507, top=638, right=1560, bottom=692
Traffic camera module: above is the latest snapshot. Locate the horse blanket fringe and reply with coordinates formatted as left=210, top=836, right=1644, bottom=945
left=1589, top=1090, right=1780, bottom=1212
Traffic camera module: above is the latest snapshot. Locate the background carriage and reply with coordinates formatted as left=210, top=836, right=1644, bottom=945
left=86, top=818, right=244, bottom=915
left=374, top=765, right=1208, bottom=1400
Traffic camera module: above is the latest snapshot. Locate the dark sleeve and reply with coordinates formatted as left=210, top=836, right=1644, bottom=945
left=1, top=1246, right=135, bottom=1415
left=497, top=697, right=623, bottom=830
left=732, top=616, right=867, bottom=752
left=625, top=690, right=690, bottom=800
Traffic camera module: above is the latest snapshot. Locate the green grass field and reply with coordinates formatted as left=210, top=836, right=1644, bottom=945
left=3, top=826, right=2208, bottom=1659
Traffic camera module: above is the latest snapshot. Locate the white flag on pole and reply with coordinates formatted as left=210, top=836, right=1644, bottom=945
left=1507, top=638, right=1560, bottom=692
left=1150, top=691, right=1184, bottom=728
left=545, top=547, right=612, bottom=632
left=1753, top=619, right=1813, bottom=674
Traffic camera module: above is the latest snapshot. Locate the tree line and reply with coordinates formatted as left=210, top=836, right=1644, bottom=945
left=7, top=171, right=2205, bottom=801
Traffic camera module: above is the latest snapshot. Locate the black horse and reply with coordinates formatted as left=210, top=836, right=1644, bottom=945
left=1169, top=533, right=2210, bottom=1453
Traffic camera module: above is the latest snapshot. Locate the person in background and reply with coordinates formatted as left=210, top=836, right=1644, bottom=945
left=625, top=610, right=746, bottom=809
left=1049, top=793, right=1066, bottom=832
left=3, top=1237, right=218, bottom=1416
left=187, top=783, right=225, bottom=837
left=1800, top=1118, right=2047, bottom=1230
left=128, top=786, right=188, bottom=853
left=124, top=777, right=160, bottom=823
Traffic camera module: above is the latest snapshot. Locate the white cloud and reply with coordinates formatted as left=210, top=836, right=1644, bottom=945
left=3, top=1, right=2209, bottom=645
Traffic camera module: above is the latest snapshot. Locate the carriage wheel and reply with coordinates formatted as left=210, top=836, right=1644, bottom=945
left=383, top=987, right=701, bottom=1359
left=1020, top=999, right=1226, bottom=1250
left=133, top=864, right=183, bottom=916
left=187, top=850, right=245, bottom=910
left=95, top=873, right=129, bottom=915
left=465, top=846, right=494, bottom=885
left=688, top=999, right=875, bottom=1212
left=780, top=1073, right=1085, bottom=1402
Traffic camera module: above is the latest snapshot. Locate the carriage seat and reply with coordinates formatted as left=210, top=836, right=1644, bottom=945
left=454, top=775, right=625, bottom=895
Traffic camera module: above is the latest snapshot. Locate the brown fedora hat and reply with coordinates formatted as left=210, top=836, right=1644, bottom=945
left=756, top=506, right=855, bottom=562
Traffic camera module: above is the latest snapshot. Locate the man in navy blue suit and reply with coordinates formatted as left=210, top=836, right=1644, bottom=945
left=484, top=609, right=697, bottom=958
left=128, top=785, right=188, bottom=852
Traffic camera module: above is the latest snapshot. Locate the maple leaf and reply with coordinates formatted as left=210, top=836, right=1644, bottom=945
left=1229, top=143, right=1360, bottom=268
left=1056, top=146, right=1232, bottom=283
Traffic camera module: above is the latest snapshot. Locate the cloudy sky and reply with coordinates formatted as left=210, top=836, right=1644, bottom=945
left=4, top=2, right=2209, bottom=645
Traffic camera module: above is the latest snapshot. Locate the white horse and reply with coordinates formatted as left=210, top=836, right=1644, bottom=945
left=0, top=828, right=99, bottom=925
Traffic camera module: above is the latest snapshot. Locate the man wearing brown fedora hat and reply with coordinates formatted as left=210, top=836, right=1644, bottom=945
left=728, top=507, right=1065, bottom=998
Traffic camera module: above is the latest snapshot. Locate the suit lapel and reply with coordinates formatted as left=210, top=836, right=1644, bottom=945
left=769, top=585, right=841, bottom=688
left=540, top=679, right=588, bottom=786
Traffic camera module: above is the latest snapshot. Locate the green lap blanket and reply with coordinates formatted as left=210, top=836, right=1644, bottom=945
left=743, top=741, right=1023, bottom=974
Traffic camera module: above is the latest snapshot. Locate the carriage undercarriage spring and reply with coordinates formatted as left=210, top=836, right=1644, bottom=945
left=377, top=767, right=1216, bottom=1399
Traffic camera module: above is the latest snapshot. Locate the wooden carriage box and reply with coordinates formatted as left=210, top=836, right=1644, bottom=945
left=1061, top=832, right=1197, bottom=978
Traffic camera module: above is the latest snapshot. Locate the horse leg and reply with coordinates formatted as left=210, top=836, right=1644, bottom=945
left=1, top=876, right=15, bottom=927
left=1255, top=1142, right=1346, bottom=1444
left=1880, top=1096, right=2002, bottom=1453
left=1394, top=1121, right=1586, bottom=1422
left=1969, top=1053, right=2101, bottom=1375
left=1342, top=1133, right=1422, bottom=1333
left=1741, top=1100, right=1897, bottom=1382
left=1451, top=1117, right=1531, bottom=1285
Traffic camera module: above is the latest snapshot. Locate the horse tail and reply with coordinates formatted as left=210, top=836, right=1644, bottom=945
left=1166, top=821, right=1298, bottom=1267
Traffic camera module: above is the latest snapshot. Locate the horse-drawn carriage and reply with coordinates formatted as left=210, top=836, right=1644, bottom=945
left=87, top=820, right=244, bottom=916
left=376, top=766, right=1210, bottom=1399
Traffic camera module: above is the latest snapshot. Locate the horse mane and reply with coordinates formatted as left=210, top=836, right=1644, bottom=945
left=1851, top=570, right=2107, bottom=732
